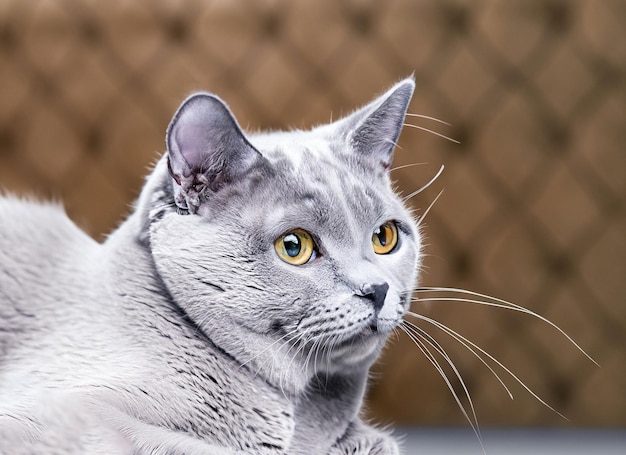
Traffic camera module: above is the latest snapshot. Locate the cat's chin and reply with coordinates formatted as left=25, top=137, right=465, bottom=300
left=327, top=325, right=391, bottom=370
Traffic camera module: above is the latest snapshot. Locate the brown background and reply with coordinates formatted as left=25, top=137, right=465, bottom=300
left=0, top=0, right=624, bottom=428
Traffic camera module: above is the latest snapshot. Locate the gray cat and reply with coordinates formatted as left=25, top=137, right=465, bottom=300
left=0, top=78, right=420, bottom=454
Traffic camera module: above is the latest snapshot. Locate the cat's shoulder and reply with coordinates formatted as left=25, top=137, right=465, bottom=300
left=0, top=194, right=96, bottom=251
left=1, top=193, right=65, bottom=217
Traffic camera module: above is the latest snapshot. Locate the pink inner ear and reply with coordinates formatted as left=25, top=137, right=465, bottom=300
left=174, top=122, right=213, bottom=177
left=165, top=92, right=262, bottom=214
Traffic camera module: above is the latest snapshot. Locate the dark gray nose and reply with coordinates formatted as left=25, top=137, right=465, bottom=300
left=361, top=283, right=389, bottom=312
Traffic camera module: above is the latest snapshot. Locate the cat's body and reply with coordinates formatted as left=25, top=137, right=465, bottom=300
left=0, top=195, right=296, bottom=455
left=0, top=79, right=419, bottom=454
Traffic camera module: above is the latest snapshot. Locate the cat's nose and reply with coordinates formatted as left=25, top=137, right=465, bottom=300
left=360, top=283, right=389, bottom=312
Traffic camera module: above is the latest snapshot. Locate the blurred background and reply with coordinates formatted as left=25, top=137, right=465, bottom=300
left=0, top=0, right=624, bottom=432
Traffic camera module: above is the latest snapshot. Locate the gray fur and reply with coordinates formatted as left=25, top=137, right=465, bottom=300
left=0, top=78, right=420, bottom=454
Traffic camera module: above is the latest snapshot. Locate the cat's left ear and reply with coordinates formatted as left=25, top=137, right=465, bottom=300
left=166, top=93, right=261, bottom=214
left=341, top=77, right=415, bottom=169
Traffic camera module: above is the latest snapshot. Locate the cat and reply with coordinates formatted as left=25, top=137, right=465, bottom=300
left=0, top=78, right=421, bottom=454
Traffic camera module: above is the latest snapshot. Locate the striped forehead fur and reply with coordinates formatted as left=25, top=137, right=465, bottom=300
left=247, top=130, right=392, bottom=241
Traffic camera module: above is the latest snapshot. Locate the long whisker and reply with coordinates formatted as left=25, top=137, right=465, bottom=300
left=239, top=327, right=299, bottom=369
left=390, top=162, right=427, bottom=172
left=312, top=334, right=324, bottom=375
left=403, top=123, right=460, bottom=144
left=279, top=329, right=314, bottom=396
left=300, top=328, right=322, bottom=376
left=403, top=320, right=483, bottom=440
left=413, top=287, right=598, bottom=366
left=407, top=310, right=569, bottom=420
left=244, top=329, right=304, bottom=397
left=406, top=313, right=513, bottom=399
left=399, top=324, right=485, bottom=454
left=402, top=164, right=444, bottom=202
left=283, top=330, right=316, bottom=393
left=405, top=113, right=452, bottom=126
left=416, top=189, right=444, bottom=228
left=399, top=325, right=468, bottom=418
left=285, top=330, right=308, bottom=376
left=301, top=330, right=328, bottom=377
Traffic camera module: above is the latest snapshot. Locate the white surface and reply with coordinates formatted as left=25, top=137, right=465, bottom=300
left=397, top=427, right=626, bottom=454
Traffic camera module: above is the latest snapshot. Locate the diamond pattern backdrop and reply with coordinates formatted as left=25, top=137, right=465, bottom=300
left=0, top=0, right=624, bottom=427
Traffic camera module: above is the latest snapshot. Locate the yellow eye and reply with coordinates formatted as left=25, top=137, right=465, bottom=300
left=274, top=229, right=316, bottom=265
left=372, top=221, right=398, bottom=255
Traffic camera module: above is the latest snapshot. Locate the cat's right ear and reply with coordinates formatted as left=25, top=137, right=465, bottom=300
left=339, top=77, right=415, bottom=170
left=166, top=93, right=261, bottom=214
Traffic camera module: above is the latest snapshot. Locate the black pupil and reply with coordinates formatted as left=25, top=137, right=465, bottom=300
left=284, top=234, right=301, bottom=257
left=376, top=226, right=388, bottom=246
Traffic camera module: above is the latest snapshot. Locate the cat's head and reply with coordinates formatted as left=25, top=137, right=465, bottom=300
left=145, top=78, right=421, bottom=385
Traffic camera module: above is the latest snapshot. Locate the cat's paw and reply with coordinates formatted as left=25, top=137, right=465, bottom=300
left=329, top=421, right=400, bottom=455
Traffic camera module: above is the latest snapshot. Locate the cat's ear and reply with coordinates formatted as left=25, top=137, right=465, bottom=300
left=166, top=93, right=261, bottom=214
left=341, top=77, right=415, bottom=169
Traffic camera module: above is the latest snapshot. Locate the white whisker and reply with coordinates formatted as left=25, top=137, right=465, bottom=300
left=405, top=113, right=453, bottom=126
left=407, top=310, right=568, bottom=420
left=413, top=287, right=598, bottom=366
left=283, top=330, right=313, bottom=394
left=285, top=331, right=307, bottom=375
left=390, top=162, right=427, bottom=172
left=403, top=123, right=460, bottom=144
left=400, top=324, right=485, bottom=454
left=239, top=327, right=299, bottom=369
left=416, top=189, right=444, bottom=228
left=403, top=321, right=482, bottom=436
left=407, top=312, right=513, bottom=399
left=402, top=164, right=445, bottom=202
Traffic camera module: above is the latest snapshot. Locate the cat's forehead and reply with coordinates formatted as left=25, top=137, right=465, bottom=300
left=249, top=129, right=380, bottom=200
left=248, top=128, right=386, bottom=185
left=249, top=129, right=337, bottom=170
left=241, top=129, right=405, bottom=237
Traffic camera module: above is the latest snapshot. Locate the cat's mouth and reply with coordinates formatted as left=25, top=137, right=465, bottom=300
left=348, top=313, right=400, bottom=339
left=327, top=329, right=384, bottom=367
left=327, top=316, right=398, bottom=362
left=338, top=325, right=379, bottom=345
left=359, top=324, right=379, bottom=336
